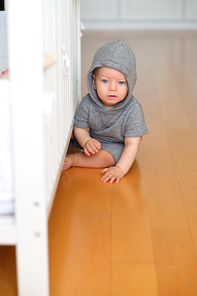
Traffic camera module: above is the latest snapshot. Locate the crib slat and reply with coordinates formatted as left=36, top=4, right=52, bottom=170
left=8, top=0, right=50, bottom=295
left=43, top=0, right=81, bottom=212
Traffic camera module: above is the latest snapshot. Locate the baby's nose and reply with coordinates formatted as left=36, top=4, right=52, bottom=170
left=109, top=82, right=117, bottom=90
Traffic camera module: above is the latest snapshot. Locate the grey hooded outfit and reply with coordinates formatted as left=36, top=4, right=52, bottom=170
left=73, top=40, right=148, bottom=163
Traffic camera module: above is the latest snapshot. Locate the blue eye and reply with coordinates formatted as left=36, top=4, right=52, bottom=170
left=118, top=81, right=125, bottom=85
left=102, top=79, right=108, bottom=83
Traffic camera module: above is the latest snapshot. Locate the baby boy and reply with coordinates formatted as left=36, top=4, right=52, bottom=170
left=62, top=40, right=148, bottom=183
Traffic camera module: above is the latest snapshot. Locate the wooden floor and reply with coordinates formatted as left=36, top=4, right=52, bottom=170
left=1, top=31, right=197, bottom=296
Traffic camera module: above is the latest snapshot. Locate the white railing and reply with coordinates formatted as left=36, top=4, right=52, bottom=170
left=43, top=0, right=81, bottom=213
left=0, top=0, right=81, bottom=295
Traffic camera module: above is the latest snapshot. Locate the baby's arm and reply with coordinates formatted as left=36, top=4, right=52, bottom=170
left=74, top=126, right=101, bottom=156
left=101, top=136, right=141, bottom=183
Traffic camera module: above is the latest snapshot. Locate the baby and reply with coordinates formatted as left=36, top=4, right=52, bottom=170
left=62, top=40, right=148, bottom=183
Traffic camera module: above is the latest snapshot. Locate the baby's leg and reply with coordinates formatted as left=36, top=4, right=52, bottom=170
left=62, top=149, right=115, bottom=171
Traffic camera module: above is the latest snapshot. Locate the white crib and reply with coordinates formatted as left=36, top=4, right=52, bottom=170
left=0, top=0, right=81, bottom=295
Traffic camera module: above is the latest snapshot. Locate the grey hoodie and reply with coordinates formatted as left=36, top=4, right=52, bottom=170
left=74, top=40, right=148, bottom=163
left=87, top=39, right=137, bottom=110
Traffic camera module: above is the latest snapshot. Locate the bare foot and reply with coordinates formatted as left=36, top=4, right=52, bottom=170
left=61, top=154, right=76, bottom=172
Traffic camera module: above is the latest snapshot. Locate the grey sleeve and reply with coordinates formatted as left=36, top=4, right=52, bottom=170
left=124, top=103, right=149, bottom=137
left=74, top=96, right=90, bottom=129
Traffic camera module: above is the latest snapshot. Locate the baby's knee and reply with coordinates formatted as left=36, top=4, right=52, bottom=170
left=100, top=149, right=116, bottom=167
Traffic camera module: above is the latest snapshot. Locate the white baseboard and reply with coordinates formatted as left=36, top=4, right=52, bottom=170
left=82, top=21, right=197, bottom=31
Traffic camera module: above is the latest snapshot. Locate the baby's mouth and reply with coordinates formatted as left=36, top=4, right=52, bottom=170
left=108, top=95, right=116, bottom=97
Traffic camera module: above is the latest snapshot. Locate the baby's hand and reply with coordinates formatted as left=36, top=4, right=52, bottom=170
left=101, top=166, right=125, bottom=184
left=84, top=138, right=101, bottom=156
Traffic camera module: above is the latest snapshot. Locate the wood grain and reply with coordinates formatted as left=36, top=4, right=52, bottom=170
left=1, top=31, right=197, bottom=296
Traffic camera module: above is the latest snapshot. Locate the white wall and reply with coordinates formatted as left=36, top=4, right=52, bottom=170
left=81, top=0, right=197, bottom=30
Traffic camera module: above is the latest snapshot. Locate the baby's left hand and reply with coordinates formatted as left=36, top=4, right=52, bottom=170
left=101, top=166, right=125, bottom=183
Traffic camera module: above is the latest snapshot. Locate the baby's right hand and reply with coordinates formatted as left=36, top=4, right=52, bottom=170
left=84, top=138, right=101, bottom=156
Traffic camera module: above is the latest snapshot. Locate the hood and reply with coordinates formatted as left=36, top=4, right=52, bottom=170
left=86, top=40, right=137, bottom=111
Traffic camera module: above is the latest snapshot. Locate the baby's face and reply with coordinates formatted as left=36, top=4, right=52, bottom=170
left=92, top=67, right=128, bottom=110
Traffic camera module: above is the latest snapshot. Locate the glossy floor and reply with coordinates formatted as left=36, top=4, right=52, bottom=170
left=1, top=31, right=197, bottom=296
left=50, top=31, right=197, bottom=296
